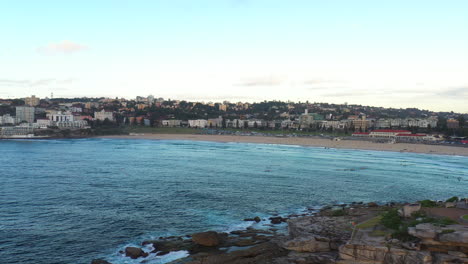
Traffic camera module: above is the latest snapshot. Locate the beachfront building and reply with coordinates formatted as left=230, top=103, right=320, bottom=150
left=0, top=126, right=34, bottom=137
left=56, top=120, right=89, bottom=129
left=189, top=119, right=208, bottom=128
left=351, top=132, right=370, bottom=137
left=94, top=110, right=114, bottom=121
left=207, top=117, right=223, bottom=128
left=16, top=106, right=35, bottom=123
left=369, top=129, right=411, bottom=137
left=161, top=120, right=182, bottom=127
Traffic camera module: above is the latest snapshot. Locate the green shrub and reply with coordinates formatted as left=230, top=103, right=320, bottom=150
left=331, top=209, right=347, bottom=216
left=420, top=200, right=437, bottom=208
left=445, top=196, right=459, bottom=203
left=381, top=209, right=402, bottom=230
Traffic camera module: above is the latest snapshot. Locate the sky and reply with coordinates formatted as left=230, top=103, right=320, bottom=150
left=0, top=0, right=467, bottom=113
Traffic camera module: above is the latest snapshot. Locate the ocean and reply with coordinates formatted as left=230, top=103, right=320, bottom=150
left=0, top=138, right=467, bottom=264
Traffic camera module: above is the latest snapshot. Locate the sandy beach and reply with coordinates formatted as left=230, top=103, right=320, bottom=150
left=100, top=134, right=468, bottom=157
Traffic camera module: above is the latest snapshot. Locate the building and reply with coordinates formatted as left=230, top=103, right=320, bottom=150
left=189, top=119, right=208, bottom=128
left=369, top=129, right=411, bottom=137
left=161, top=120, right=182, bottom=127
left=24, top=95, right=40, bottom=106
left=207, top=117, right=223, bottom=128
left=0, top=114, right=18, bottom=125
left=0, top=126, right=34, bottom=137
left=94, top=110, right=114, bottom=121
left=36, top=118, right=53, bottom=128
left=351, top=115, right=370, bottom=132
left=56, top=120, right=89, bottom=129
left=49, top=111, right=74, bottom=122
left=447, top=119, right=460, bottom=129
left=16, top=106, right=35, bottom=123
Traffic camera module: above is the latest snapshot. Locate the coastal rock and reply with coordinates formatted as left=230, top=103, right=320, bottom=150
left=124, top=247, right=148, bottom=259
left=338, top=244, right=433, bottom=264
left=192, top=231, right=223, bottom=247
left=188, top=241, right=288, bottom=264
left=270, top=216, right=287, bottom=224
left=283, top=236, right=331, bottom=253
left=91, top=259, right=112, bottom=264
left=367, top=202, right=378, bottom=207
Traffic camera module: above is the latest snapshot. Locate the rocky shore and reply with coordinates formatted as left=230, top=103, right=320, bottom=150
left=92, top=199, right=468, bottom=264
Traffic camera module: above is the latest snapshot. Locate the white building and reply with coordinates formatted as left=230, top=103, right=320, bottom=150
left=0, top=114, right=18, bottom=125
left=36, top=119, right=53, bottom=129
left=161, top=120, right=182, bottom=127
left=56, top=120, right=89, bottom=129
left=94, top=110, right=114, bottom=121
left=49, top=111, right=74, bottom=122
left=189, top=119, right=208, bottom=128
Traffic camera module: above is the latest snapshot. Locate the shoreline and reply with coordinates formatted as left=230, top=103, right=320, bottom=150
left=92, top=199, right=468, bottom=264
left=97, top=133, right=468, bottom=157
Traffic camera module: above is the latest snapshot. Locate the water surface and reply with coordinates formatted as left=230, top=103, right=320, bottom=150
left=0, top=138, right=467, bottom=264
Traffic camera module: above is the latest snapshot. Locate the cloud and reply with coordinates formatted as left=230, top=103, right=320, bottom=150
left=437, top=87, right=468, bottom=98
left=37, top=40, right=88, bottom=54
left=235, top=76, right=283, bottom=86
left=0, top=78, right=76, bottom=87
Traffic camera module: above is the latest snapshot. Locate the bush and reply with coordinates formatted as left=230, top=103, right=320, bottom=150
left=331, top=209, right=347, bottom=216
left=420, top=200, right=437, bottom=208
left=381, top=209, right=402, bottom=230
left=446, top=196, right=459, bottom=203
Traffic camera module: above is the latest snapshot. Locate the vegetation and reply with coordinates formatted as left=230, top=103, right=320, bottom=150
left=356, top=215, right=383, bottom=229
left=462, top=215, right=468, bottom=221
left=380, top=209, right=402, bottom=230
left=445, top=196, right=459, bottom=203
left=331, top=209, right=347, bottom=217
left=420, top=200, right=438, bottom=208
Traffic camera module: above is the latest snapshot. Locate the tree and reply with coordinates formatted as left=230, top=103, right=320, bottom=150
left=458, top=115, right=466, bottom=128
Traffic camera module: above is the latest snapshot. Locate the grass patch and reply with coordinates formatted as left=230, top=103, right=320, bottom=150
left=356, top=216, right=383, bottom=229
left=462, top=215, right=468, bottom=221
left=445, top=196, right=459, bottom=203
left=369, top=230, right=388, bottom=237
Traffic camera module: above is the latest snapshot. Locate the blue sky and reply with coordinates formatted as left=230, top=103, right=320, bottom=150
left=1, top=0, right=467, bottom=112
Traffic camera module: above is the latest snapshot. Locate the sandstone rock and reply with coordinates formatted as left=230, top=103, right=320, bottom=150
left=124, top=247, right=148, bottom=259
left=283, top=237, right=331, bottom=253
left=447, top=251, right=467, bottom=258
left=408, top=223, right=438, bottom=239
left=338, top=244, right=432, bottom=264
left=192, top=231, right=223, bottom=247
left=189, top=242, right=288, bottom=264
left=91, top=259, right=112, bottom=264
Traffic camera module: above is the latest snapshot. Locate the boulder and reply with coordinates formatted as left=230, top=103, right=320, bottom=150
left=254, top=216, right=261, bottom=223
left=367, top=202, right=378, bottom=207
left=283, top=236, right=331, bottom=253
left=91, top=259, right=112, bottom=264
left=124, top=247, right=148, bottom=259
left=191, top=231, right=223, bottom=247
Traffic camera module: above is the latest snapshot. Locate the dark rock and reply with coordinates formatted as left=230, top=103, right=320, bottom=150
left=367, top=202, right=378, bottom=207
left=155, top=251, right=170, bottom=256
left=125, top=247, right=148, bottom=259
left=269, top=216, right=287, bottom=224
left=192, top=231, right=223, bottom=247
left=254, top=216, right=261, bottom=222
left=91, top=259, right=112, bottom=264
